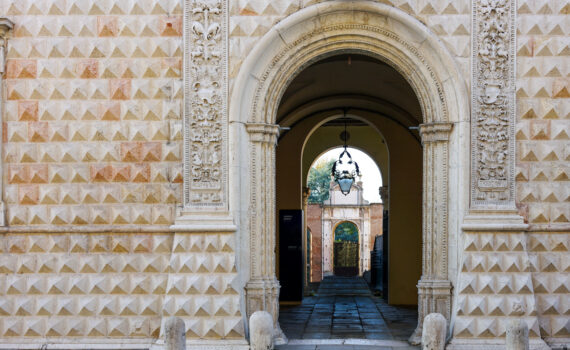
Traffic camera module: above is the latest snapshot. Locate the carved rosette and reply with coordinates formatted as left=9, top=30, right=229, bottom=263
left=184, top=0, right=227, bottom=208
left=471, top=0, right=516, bottom=208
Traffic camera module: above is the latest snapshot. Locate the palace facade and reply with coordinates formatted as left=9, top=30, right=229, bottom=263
left=0, top=0, right=568, bottom=349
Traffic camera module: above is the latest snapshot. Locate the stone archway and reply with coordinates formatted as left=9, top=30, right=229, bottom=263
left=229, top=1, right=470, bottom=343
left=332, top=221, right=360, bottom=277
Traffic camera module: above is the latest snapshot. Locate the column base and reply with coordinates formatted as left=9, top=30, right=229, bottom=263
left=245, top=278, right=280, bottom=320
left=274, top=322, right=288, bottom=345
left=409, top=278, right=452, bottom=345
left=245, top=278, right=284, bottom=344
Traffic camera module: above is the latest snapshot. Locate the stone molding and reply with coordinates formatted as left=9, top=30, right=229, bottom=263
left=0, top=18, right=13, bottom=227
left=246, top=123, right=280, bottom=145
left=470, top=0, right=516, bottom=209
left=420, top=122, right=453, bottom=144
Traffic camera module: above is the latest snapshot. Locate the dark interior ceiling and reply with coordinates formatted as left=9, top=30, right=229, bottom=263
left=276, top=54, right=422, bottom=127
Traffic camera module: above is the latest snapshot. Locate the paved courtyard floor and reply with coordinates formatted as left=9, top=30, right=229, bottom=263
left=278, top=276, right=419, bottom=349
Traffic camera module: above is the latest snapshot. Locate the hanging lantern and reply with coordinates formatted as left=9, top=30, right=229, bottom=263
left=331, top=119, right=361, bottom=195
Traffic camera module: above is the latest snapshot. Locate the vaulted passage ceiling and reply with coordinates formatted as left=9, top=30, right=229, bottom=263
left=276, top=54, right=422, bottom=128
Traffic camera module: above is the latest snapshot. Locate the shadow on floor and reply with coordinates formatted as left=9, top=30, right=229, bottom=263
left=279, top=276, right=418, bottom=341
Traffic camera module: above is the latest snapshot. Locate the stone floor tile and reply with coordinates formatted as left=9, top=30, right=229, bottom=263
left=279, top=276, right=417, bottom=341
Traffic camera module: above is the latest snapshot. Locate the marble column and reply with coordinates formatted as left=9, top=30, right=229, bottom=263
left=409, top=122, right=454, bottom=344
left=243, top=123, right=282, bottom=338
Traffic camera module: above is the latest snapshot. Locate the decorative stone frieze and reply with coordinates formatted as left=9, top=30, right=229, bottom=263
left=182, top=0, right=228, bottom=209
left=173, top=0, right=234, bottom=231
left=471, top=0, right=516, bottom=208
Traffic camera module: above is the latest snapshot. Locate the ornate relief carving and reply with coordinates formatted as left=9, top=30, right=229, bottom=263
left=471, top=0, right=515, bottom=207
left=184, top=0, right=227, bottom=208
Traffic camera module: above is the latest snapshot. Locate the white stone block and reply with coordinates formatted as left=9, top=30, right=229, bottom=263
left=249, top=311, right=274, bottom=350
left=422, top=313, right=447, bottom=350
left=166, top=317, right=186, bottom=350
left=506, top=319, right=529, bottom=350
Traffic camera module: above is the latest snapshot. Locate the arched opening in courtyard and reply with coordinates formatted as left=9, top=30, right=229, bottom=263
left=274, top=54, right=423, bottom=340
left=230, top=2, right=467, bottom=344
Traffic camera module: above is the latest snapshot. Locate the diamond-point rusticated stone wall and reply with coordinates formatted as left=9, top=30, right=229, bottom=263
left=0, top=0, right=568, bottom=347
left=0, top=0, right=244, bottom=344
left=515, top=0, right=570, bottom=227
left=4, top=0, right=183, bottom=227
left=0, top=231, right=244, bottom=340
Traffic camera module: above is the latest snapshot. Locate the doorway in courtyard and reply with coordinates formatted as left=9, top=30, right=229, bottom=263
left=274, top=54, right=422, bottom=340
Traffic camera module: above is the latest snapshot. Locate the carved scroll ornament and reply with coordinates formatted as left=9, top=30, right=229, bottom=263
left=184, top=0, right=227, bottom=208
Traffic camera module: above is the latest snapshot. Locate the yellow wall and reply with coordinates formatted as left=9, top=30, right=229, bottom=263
left=276, top=112, right=422, bottom=305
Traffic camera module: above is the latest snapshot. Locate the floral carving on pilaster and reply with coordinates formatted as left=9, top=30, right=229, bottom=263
left=184, top=0, right=227, bottom=208
left=471, top=0, right=516, bottom=207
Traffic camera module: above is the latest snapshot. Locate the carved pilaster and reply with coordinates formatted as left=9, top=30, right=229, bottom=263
left=470, top=0, right=516, bottom=210
left=244, top=123, right=281, bottom=321
left=0, top=18, right=14, bottom=227
left=410, top=122, right=453, bottom=345
left=174, top=0, right=232, bottom=230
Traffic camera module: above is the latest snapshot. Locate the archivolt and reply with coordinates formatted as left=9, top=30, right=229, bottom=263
left=230, top=1, right=468, bottom=126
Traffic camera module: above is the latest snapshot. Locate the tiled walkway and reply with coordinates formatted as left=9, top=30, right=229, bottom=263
left=278, top=276, right=418, bottom=343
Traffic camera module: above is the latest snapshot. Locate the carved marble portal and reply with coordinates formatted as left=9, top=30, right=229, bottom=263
left=230, top=1, right=470, bottom=342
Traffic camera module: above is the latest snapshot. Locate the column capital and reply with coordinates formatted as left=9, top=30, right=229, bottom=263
left=419, top=122, right=453, bottom=144
left=246, top=123, right=280, bottom=144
